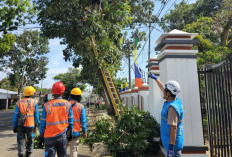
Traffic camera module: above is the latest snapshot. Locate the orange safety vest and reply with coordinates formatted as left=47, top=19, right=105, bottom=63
left=16, top=98, right=37, bottom=127
left=69, top=100, right=83, bottom=132
left=44, top=99, right=70, bottom=138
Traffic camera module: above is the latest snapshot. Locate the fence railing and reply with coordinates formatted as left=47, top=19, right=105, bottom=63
left=198, top=52, right=232, bottom=157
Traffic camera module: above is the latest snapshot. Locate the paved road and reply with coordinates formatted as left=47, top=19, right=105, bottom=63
left=0, top=107, right=95, bottom=157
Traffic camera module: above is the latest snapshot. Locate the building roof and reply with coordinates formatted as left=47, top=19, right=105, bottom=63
left=0, top=88, right=18, bottom=95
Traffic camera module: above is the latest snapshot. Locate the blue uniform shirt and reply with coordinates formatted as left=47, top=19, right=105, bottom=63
left=73, top=104, right=87, bottom=137
left=13, top=100, right=39, bottom=128
left=39, top=97, right=74, bottom=137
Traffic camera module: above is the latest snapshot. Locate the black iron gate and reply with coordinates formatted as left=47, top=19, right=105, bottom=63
left=198, top=53, right=232, bottom=157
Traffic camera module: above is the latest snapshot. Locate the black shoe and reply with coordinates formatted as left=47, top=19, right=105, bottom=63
left=25, top=151, right=31, bottom=157
left=18, top=155, right=24, bottom=157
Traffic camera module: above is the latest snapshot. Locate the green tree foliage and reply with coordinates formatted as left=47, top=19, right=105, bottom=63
left=0, top=0, right=36, bottom=33
left=184, top=17, right=219, bottom=43
left=0, top=34, right=15, bottom=55
left=0, top=0, right=36, bottom=56
left=34, top=86, right=50, bottom=95
left=36, top=0, right=158, bottom=93
left=0, top=77, right=17, bottom=91
left=1, top=30, right=49, bottom=95
left=160, top=0, right=223, bottom=32
left=53, top=67, right=87, bottom=99
left=161, top=0, right=232, bottom=67
left=160, top=1, right=194, bottom=32
left=86, top=107, right=160, bottom=156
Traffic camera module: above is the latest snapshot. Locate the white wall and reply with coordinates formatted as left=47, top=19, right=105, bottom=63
left=148, top=77, right=163, bottom=123
left=159, top=57, right=204, bottom=146
left=138, top=90, right=149, bottom=111
left=131, top=92, right=138, bottom=108
left=0, top=93, right=12, bottom=99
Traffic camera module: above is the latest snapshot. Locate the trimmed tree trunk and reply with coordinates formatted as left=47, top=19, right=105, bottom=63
left=221, top=22, right=232, bottom=47
left=102, top=87, right=114, bottom=116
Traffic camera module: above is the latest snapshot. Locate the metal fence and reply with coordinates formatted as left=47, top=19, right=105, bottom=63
left=198, top=52, right=232, bottom=157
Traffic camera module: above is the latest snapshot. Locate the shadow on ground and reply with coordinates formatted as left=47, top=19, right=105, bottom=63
left=8, top=144, right=17, bottom=151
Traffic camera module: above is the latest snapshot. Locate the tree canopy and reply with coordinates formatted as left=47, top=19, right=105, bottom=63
left=36, top=0, right=158, bottom=95
left=1, top=30, right=49, bottom=95
left=0, top=0, right=36, bottom=55
left=0, top=77, right=17, bottom=91
left=53, top=67, right=87, bottom=99
left=161, top=0, right=232, bottom=67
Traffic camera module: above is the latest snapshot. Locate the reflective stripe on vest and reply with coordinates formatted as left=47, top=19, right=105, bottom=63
left=17, top=98, right=37, bottom=127
left=69, top=101, right=83, bottom=132
left=47, top=120, right=68, bottom=126
left=160, top=98, right=184, bottom=151
left=44, top=99, right=70, bottom=138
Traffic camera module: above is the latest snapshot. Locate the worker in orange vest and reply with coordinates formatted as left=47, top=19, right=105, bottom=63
left=12, top=86, right=39, bottom=157
left=39, top=81, right=73, bottom=157
left=68, top=87, right=87, bottom=157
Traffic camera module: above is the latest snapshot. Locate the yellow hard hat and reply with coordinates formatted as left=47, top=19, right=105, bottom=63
left=24, top=86, right=36, bottom=96
left=70, top=88, right=82, bottom=95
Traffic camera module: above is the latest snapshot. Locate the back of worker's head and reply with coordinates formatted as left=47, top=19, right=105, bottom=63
left=24, top=86, right=36, bottom=98
left=164, top=80, right=181, bottom=98
left=51, top=81, right=65, bottom=98
left=70, top=88, right=82, bottom=103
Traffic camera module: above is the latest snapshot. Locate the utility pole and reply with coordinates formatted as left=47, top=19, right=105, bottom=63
left=128, top=54, right=131, bottom=89
left=148, top=8, right=151, bottom=60
left=147, top=9, right=152, bottom=84
left=6, top=82, right=9, bottom=110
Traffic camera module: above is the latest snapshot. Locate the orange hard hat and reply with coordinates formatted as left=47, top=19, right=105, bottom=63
left=51, top=81, right=65, bottom=95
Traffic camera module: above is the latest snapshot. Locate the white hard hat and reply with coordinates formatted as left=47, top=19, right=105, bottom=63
left=164, top=80, right=181, bottom=95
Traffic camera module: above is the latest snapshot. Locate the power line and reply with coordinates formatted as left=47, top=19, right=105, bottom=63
left=162, top=0, right=178, bottom=16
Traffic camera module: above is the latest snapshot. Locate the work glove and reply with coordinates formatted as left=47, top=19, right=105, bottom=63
left=167, top=144, right=175, bottom=157
left=38, top=135, right=44, bottom=149
left=13, top=127, right=17, bottom=133
left=149, top=72, right=158, bottom=80
left=67, top=128, right=73, bottom=141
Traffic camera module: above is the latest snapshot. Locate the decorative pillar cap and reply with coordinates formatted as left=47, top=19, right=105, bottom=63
left=139, top=83, right=149, bottom=90
left=133, top=87, right=139, bottom=90
left=156, top=29, right=198, bottom=45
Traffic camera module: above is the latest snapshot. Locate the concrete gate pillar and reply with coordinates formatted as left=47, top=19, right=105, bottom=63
left=155, top=29, right=208, bottom=156
left=147, top=57, right=163, bottom=123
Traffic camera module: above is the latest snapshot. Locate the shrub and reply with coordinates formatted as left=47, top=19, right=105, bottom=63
left=85, top=119, right=114, bottom=147
left=106, top=107, right=160, bottom=157
left=86, top=106, right=160, bottom=157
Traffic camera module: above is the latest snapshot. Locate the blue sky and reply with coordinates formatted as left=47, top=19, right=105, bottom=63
left=0, top=0, right=196, bottom=91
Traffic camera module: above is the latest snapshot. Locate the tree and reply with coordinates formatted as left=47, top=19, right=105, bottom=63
left=160, top=0, right=223, bottom=32
left=36, top=0, right=160, bottom=114
left=53, top=67, right=87, bottom=99
left=2, top=30, right=49, bottom=96
left=161, top=0, right=232, bottom=67
left=36, top=0, right=157, bottom=83
left=0, top=77, right=17, bottom=91
left=0, top=0, right=36, bottom=56
left=214, top=0, right=232, bottom=47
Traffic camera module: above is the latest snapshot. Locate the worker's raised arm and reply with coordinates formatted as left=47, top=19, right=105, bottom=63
left=149, top=72, right=164, bottom=91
